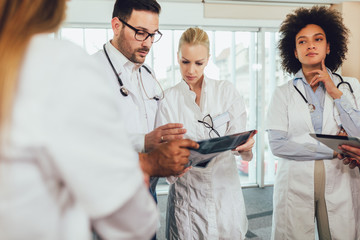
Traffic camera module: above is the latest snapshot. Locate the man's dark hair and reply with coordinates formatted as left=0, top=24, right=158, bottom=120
left=112, top=0, right=161, bottom=21
left=278, top=6, right=349, bottom=75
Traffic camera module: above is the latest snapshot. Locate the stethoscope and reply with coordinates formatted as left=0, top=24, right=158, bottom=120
left=293, top=72, right=356, bottom=113
left=103, top=44, right=164, bottom=101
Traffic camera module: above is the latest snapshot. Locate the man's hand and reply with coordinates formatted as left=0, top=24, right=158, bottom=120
left=144, top=123, right=186, bottom=152
left=337, top=145, right=360, bottom=169
left=139, top=139, right=199, bottom=177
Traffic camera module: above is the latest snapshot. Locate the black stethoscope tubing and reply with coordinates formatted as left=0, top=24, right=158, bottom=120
left=103, top=44, right=162, bottom=101
left=293, top=72, right=354, bottom=112
left=334, top=72, right=354, bottom=93
left=103, top=44, right=129, bottom=97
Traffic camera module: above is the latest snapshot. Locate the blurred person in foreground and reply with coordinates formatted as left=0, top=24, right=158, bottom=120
left=0, top=1, right=197, bottom=239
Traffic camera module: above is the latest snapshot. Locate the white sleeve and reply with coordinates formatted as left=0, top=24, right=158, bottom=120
left=225, top=87, right=247, bottom=135
left=266, top=86, right=289, bottom=132
left=92, top=183, right=158, bottom=240
left=43, top=51, right=158, bottom=226
left=155, top=97, right=178, bottom=183
left=129, top=133, right=146, bottom=153
left=334, top=77, right=360, bottom=136
left=223, top=84, right=251, bottom=159
left=154, top=96, right=172, bottom=128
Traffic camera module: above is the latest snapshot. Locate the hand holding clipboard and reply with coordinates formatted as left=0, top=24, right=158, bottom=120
left=187, top=130, right=257, bottom=167
left=310, top=133, right=360, bottom=168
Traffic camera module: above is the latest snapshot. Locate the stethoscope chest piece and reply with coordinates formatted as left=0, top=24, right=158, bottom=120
left=120, top=87, right=129, bottom=97
left=308, top=103, right=316, bottom=113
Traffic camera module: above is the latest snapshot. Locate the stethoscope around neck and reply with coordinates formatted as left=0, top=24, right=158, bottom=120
left=102, top=44, right=164, bottom=100
left=293, top=72, right=357, bottom=113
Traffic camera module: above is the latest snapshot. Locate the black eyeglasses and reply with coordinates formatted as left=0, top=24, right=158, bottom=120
left=198, top=114, right=220, bottom=139
left=118, top=17, right=162, bottom=43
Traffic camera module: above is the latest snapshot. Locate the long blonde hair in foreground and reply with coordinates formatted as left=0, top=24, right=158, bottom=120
left=0, top=0, right=66, bottom=145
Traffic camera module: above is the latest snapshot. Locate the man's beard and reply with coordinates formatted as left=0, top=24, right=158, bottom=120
left=129, top=47, right=150, bottom=64
left=117, top=29, right=150, bottom=64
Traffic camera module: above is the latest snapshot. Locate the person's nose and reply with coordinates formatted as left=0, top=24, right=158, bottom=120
left=142, top=36, right=153, bottom=48
left=188, top=63, right=195, bottom=74
left=307, top=41, right=316, bottom=50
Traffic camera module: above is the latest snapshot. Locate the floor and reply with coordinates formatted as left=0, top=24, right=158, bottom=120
left=155, top=182, right=273, bottom=240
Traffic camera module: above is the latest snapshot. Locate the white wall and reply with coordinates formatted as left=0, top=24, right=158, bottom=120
left=333, top=2, right=360, bottom=79
left=65, top=1, right=319, bottom=29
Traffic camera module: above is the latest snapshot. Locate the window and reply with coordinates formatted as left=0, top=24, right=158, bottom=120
left=57, top=26, right=287, bottom=187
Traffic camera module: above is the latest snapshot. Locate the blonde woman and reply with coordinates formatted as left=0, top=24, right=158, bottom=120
left=155, top=27, right=255, bottom=239
left=0, top=1, right=198, bottom=239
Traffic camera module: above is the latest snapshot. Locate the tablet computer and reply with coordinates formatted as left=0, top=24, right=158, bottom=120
left=309, top=133, right=360, bottom=154
left=193, top=130, right=256, bottom=154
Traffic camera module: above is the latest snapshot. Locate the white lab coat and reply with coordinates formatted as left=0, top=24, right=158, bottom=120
left=0, top=34, right=158, bottom=240
left=266, top=72, right=360, bottom=240
left=93, top=42, right=159, bottom=152
left=156, top=77, right=248, bottom=240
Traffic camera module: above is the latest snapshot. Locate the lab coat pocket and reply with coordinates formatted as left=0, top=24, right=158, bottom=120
left=213, top=111, right=230, bottom=136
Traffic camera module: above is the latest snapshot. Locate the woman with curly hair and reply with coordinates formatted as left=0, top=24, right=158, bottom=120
left=266, top=6, right=360, bottom=240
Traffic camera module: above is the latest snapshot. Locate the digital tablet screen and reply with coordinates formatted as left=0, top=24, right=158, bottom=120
left=310, top=133, right=360, bottom=154
left=193, top=130, right=256, bottom=154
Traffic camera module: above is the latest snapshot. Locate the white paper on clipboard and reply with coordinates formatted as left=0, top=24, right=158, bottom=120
left=310, top=133, right=360, bottom=154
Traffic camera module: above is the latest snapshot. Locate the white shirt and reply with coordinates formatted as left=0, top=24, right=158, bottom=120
left=93, top=42, right=159, bottom=152
left=0, top=34, right=158, bottom=240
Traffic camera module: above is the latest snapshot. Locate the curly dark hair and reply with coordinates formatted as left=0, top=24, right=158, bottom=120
left=278, top=6, right=349, bottom=75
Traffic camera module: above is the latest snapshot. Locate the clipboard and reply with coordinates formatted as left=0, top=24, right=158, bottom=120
left=309, top=133, right=360, bottom=154
left=193, top=130, right=256, bottom=154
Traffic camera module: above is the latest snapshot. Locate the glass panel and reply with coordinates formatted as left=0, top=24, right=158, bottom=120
left=107, top=29, right=114, bottom=41
left=263, top=32, right=288, bottom=184
left=84, top=29, right=108, bottom=54
left=149, top=30, right=179, bottom=90
left=210, top=31, right=258, bottom=185
left=60, top=28, right=84, bottom=48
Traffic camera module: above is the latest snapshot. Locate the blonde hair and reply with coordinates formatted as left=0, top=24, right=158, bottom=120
left=0, top=0, right=66, bottom=143
left=178, top=27, right=210, bottom=54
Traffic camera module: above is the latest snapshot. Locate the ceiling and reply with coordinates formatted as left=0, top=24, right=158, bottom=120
left=74, top=0, right=357, bottom=2
left=71, top=0, right=360, bottom=5
left=159, top=0, right=354, bottom=3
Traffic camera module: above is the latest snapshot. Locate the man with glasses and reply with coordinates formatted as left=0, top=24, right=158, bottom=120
left=94, top=0, right=188, bottom=206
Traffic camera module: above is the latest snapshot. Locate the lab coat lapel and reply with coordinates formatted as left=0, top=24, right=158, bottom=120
left=117, top=69, right=138, bottom=97
left=292, top=80, right=315, bottom=132
left=322, top=73, right=339, bottom=133
left=322, top=72, right=341, bottom=133
left=322, top=92, right=334, bottom=133
left=105, top=42, right=139, bottom=97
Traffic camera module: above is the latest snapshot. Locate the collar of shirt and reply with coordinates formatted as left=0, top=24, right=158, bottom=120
left=293, top=69, right=325, bottom=94
left=293, top=69, right=326, bottom=133
left=105, top=41, right=141, bottom=77
left=179, top=75, right=209, bottom=112
left=179, top=75, right=208, bottom=92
